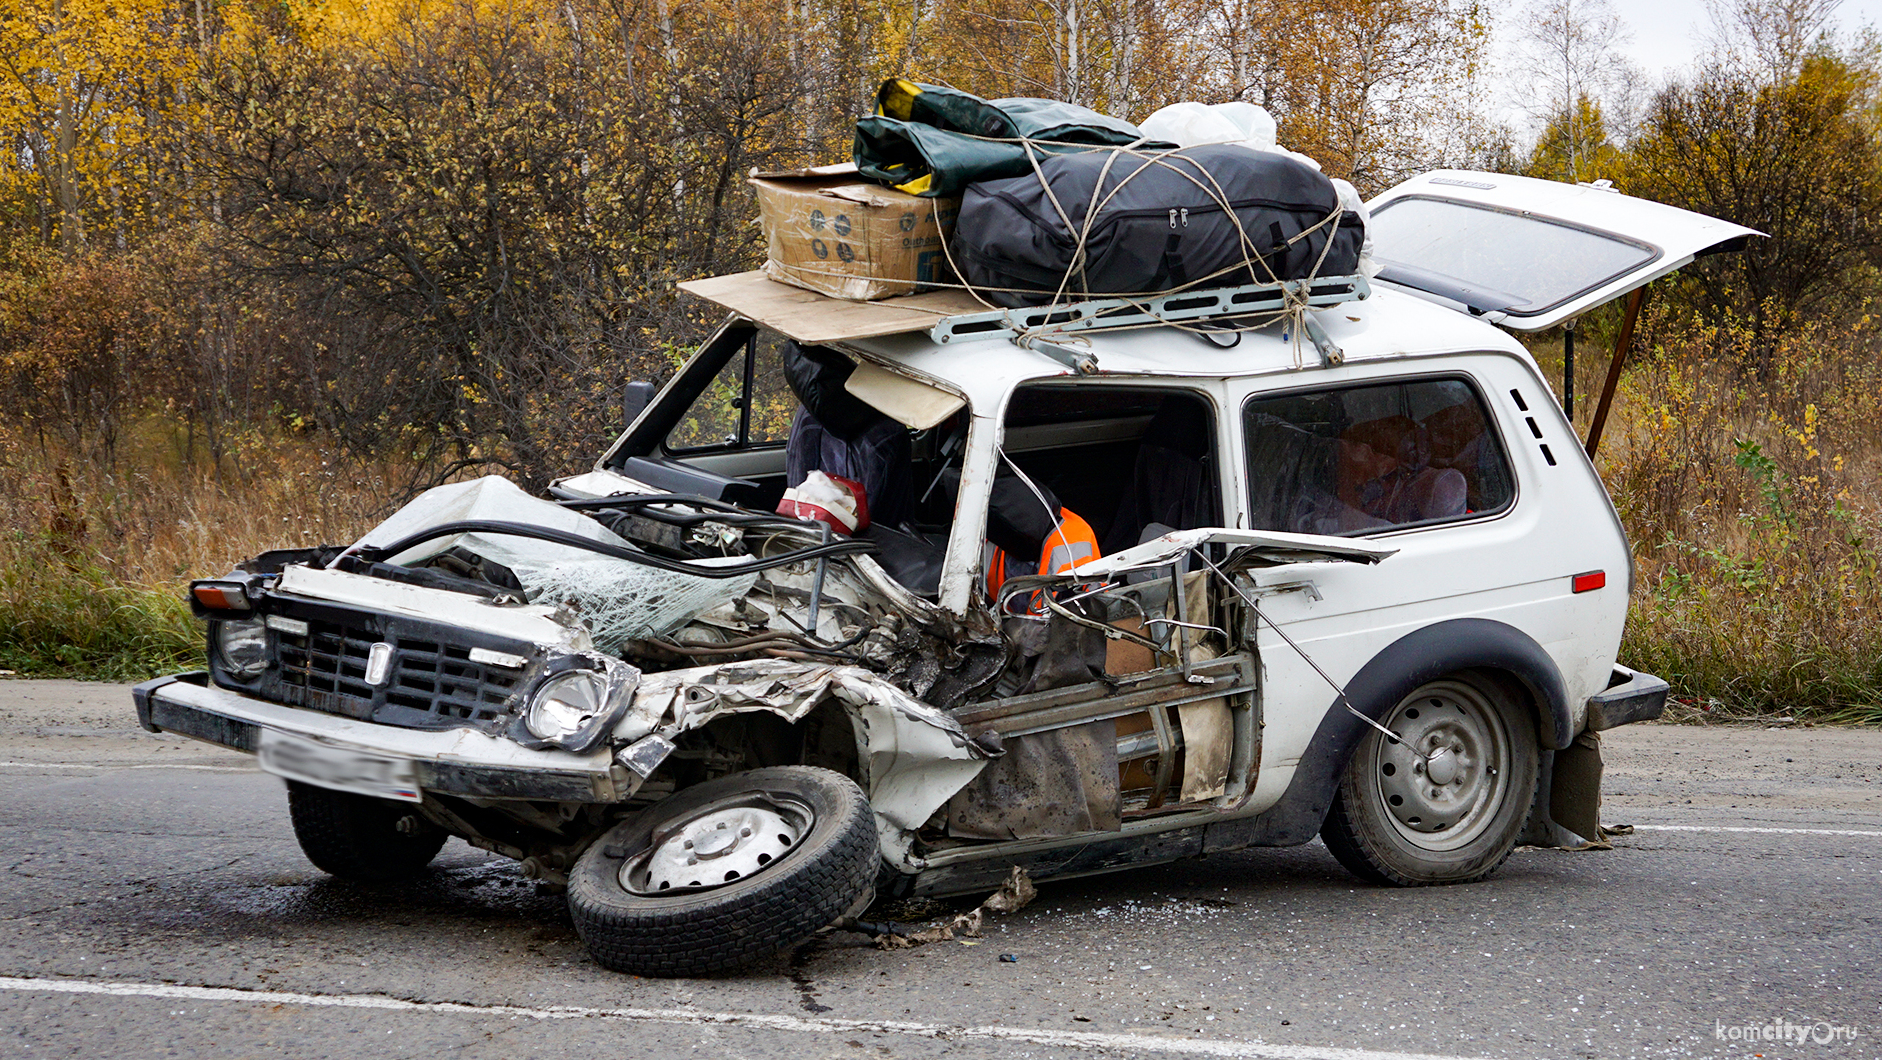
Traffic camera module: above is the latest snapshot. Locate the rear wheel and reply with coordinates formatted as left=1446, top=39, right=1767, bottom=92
left=568, top=766, right=877, bottom=977
left=1320, top=675, right=1538, bottom=886
left=286, top=781, right=446, bottom=882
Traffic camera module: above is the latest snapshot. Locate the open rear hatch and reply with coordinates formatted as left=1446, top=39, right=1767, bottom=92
left=1366, top=170, right=1763, bottom=330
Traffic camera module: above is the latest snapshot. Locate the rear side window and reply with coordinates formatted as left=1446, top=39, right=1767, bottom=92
left=1243, top=377, right=1514, bottom=535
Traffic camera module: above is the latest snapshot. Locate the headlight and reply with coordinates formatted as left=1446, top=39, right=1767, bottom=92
left=215, top=618, right=270, bottom=678
left=525, top=670, right=608, bottom=740
left=513, top=656, right=642, bottom=754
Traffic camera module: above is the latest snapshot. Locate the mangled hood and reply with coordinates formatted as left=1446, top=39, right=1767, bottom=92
left=349, top=476, right=761, bottom=652
left=266, top=475, right=1005, bottom=867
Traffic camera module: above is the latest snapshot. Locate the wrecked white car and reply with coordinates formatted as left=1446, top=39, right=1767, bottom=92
left=134, top=171, right=1750, bottom=976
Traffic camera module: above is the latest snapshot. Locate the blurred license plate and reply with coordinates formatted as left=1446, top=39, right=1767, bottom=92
left=258, top=730, right=420, bottom=802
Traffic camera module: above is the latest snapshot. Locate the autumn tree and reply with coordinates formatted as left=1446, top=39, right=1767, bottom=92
left=1624, top=48, right=1882, bottom=343
left=1512, top=0, right=1635, bottom=182
left=909, top=0, right=1209, bottom=121
left=0, top=0, right=191, bottom=251
left=1194, top=0, right=1492, bottom=193
left=0, top=0, right=1516, bottom=484
left=1705, top=0, right=1846, bottom=83
left=1523, top=94, right=1620, bottom=181
left=194, top=0, right=820, bottom=481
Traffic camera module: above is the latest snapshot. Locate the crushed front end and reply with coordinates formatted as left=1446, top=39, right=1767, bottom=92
left=136, top=476, right=1003, bottom=907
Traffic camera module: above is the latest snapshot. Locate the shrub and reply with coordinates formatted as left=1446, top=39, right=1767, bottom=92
left=1601, top=308, right=1882, bottom=723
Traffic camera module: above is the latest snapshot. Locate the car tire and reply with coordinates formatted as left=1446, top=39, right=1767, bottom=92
left=1320, top=674, right=1539, bottom=886
left=286, top=781, right=447, bottom=882
left=567, top=766, right=877, bottom=977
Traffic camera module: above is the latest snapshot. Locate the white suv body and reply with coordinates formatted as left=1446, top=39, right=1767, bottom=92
left=134, top=171, right=1753, bottom=976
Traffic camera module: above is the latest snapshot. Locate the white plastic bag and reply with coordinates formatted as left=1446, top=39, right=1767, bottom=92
left=1140, top=101, right=1253, bottom=150
left=1141, top=101, right=1311, bottom=167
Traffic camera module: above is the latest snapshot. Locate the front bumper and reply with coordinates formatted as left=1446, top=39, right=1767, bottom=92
left=1585, top=665, right=1670, bottom=731
left=133, top=673, right=627, bottom=802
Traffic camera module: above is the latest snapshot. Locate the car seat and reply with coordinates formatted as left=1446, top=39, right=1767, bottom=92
left=1103, top=397, right=1218, bottom=554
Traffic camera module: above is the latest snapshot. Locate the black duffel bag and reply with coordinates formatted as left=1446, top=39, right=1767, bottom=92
left=950, top=143, right=1364, bottom=308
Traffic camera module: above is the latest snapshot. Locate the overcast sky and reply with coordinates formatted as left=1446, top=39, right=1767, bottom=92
left=1498, top=0, right=1882, bottom=83
left=1482, top=0, right=1881, bottom=136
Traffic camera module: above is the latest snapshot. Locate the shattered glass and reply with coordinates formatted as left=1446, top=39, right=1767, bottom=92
left=514, top=557, right=758, bottom=654
left=355, top=475, right=758, bottom=653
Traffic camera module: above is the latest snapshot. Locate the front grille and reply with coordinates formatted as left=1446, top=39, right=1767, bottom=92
left=275, top=619, right=378, bottom=719
left=262, top=610, right=530, bottom=730
left=384, top=637, right=525, bottom=723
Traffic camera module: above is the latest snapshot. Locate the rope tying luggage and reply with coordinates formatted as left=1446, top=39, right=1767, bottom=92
left=784, top=133, right=1354, bottom=361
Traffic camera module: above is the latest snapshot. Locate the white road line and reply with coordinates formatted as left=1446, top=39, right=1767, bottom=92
left=1631, top=824, right=1882, bottom=838
left=0, top=975, right=1483, bottom=1060
left=0, top=761, right=253, bottom=773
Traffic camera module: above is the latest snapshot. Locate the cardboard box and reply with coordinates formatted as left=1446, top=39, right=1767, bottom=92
left=750, top=163, right=959, bottom=301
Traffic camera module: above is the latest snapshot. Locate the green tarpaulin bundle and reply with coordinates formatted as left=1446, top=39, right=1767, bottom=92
left=853, top=79, right=1166, bottom=198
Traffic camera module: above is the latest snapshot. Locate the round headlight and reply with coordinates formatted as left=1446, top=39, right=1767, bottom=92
left=525, top=670, right=608, bottom=740
left=215, top=618, right=270, bottom=678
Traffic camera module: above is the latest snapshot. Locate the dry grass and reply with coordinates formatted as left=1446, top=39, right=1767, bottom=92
left=8, top=312, right=1882, bottom=725
left=0, top=417, right=428, bottom=677
left=1587, top=309, right=1882, bottom=725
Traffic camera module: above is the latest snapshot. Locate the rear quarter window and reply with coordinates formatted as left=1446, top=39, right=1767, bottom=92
left=1243, top=376, right=1515, bottom=535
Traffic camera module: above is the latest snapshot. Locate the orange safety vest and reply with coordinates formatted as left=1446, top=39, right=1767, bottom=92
left=985, top=508, right=1101, bottom=599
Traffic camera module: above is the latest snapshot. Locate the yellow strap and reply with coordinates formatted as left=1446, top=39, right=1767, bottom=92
left=880, top=78, right=922, bottom=120
left=894, top=172, right=934, bottom=196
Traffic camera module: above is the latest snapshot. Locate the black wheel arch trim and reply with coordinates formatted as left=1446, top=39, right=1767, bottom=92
left=1204, top=617, right=1569, bottom=851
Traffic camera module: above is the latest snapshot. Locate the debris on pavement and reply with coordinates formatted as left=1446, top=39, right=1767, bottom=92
left=875, top=866, right=1037, bottom=950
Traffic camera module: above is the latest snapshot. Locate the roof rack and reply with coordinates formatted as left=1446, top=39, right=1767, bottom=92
left=674, top=270, right=1369, bottom=365
left=930, top=274, right=1370, bottom=368
left=929, top=274, right=1368, bottom=343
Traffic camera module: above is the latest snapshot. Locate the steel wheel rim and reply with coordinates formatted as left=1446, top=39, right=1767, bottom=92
left=620, top=790, right=814, bottom=896
left=1362, top=680, right=1511, bottom=851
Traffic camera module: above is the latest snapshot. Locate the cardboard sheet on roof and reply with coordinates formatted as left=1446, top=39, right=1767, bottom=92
left=677, top=270, right=984, bottom=346
left=750, top=163, right=961, bottom=301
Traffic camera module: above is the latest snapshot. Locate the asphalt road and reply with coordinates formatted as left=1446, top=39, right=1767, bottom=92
left=1, top=679, right=1877, bottom=1060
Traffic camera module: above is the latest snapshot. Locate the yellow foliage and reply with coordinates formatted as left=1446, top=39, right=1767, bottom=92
left=1621, top=50, right=1882, bottom=332
left=0, top=0, right=193, bottom=249
left=279, top=0, right=560, bottom=48
left=1523, top=94, right=1620, bottom=184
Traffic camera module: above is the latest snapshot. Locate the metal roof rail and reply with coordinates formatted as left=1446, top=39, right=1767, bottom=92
left=927, top=274, right=1371, bottom=348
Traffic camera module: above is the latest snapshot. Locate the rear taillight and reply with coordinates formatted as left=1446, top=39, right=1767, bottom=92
left=1571, top=570, right=1606, bottom=593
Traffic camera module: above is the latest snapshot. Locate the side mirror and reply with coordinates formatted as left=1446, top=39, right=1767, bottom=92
left=622, top=380, right=657, bottom=431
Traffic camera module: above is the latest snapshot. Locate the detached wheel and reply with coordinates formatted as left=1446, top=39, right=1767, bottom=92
left=1321, top=675, right=1538, bottom=886
left=286, top=781, right=446, bottom=882
left=568, top=766, right=877, bottom=977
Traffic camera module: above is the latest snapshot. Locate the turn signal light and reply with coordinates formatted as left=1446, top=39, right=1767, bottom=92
left=191, top=582, right=251, bottom=611
left=1571, top=570, right=1606, bottom=593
